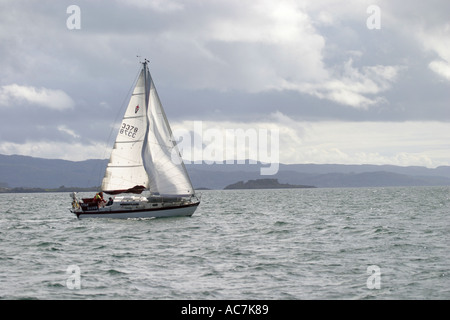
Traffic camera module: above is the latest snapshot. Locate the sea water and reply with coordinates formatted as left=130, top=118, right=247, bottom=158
left=0, top=186, right=449, bottom=300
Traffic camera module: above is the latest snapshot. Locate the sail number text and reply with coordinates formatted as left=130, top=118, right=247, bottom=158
left=120, top=122, right=139, bottom=138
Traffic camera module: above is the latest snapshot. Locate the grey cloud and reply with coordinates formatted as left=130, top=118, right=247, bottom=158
left=0, top=0, right=449, bottom=160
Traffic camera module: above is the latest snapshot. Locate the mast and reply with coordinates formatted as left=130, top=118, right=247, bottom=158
left=142, top=58, right=150, bottom=108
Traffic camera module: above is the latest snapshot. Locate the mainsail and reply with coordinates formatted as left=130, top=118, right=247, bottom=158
left=102, top=61, right=194, bottom=196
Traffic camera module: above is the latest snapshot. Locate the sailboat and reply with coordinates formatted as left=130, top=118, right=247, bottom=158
left=70, top=59, right=200, bottom=219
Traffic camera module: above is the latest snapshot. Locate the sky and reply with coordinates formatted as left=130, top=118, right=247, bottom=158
left=0, top=0, right=449, bottom=168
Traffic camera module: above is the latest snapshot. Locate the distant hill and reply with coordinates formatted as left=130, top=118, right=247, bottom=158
left=186, top=162, right=450, bottom=189
left=0, top=154, right=107, bottom=189
left=224, top=178, right=315, bottom=189
left=1, top=154, right=450, bottom=191
left=0, top=186, right=99, bottom=193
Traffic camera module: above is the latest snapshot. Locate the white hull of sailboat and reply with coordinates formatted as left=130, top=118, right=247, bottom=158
left=73, top=202, right=199, bottom=219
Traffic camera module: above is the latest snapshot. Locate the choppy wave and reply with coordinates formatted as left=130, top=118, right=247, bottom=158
left=0, top=186, right=449, bottom=299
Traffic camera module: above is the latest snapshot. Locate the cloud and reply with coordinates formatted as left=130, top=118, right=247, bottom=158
left=149, top=0, right=328, bottom=93
left=419, top=25, right=450, bottom=81
left=0, top=0, right=448, bottom=167
left=132, top=0, right=402, bottom=109
left=0, top=140, right=109, bottom=162
left=120, top=0, right=184, bottom=12
left=382, top=1, right=450, bottom=82
left=57, top=125, right=80, bottom=139
left=291, top=120, right=450, bottom=167
left=292, top=60, right=403, bottom=109
left=428, top=60, right=450, bottom=81
left=169, top=114, right=450, bottom=168
left=0, top=1, right=440, bottom=113
left=1, top=105, right=449, bottom=168
left=0, top=84, right=75, bottom=111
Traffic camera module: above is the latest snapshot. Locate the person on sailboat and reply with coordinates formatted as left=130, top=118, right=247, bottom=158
left=106, top=197, right=114, bottom=206
left=94, top=192, right=106, bottom=208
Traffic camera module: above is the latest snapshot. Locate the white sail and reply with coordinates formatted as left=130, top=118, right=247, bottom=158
left=102, top=61, right=194, bottom=196
left=142, top=73, right=195, bottom=196
left=101, top=67, right=150, bottom=193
